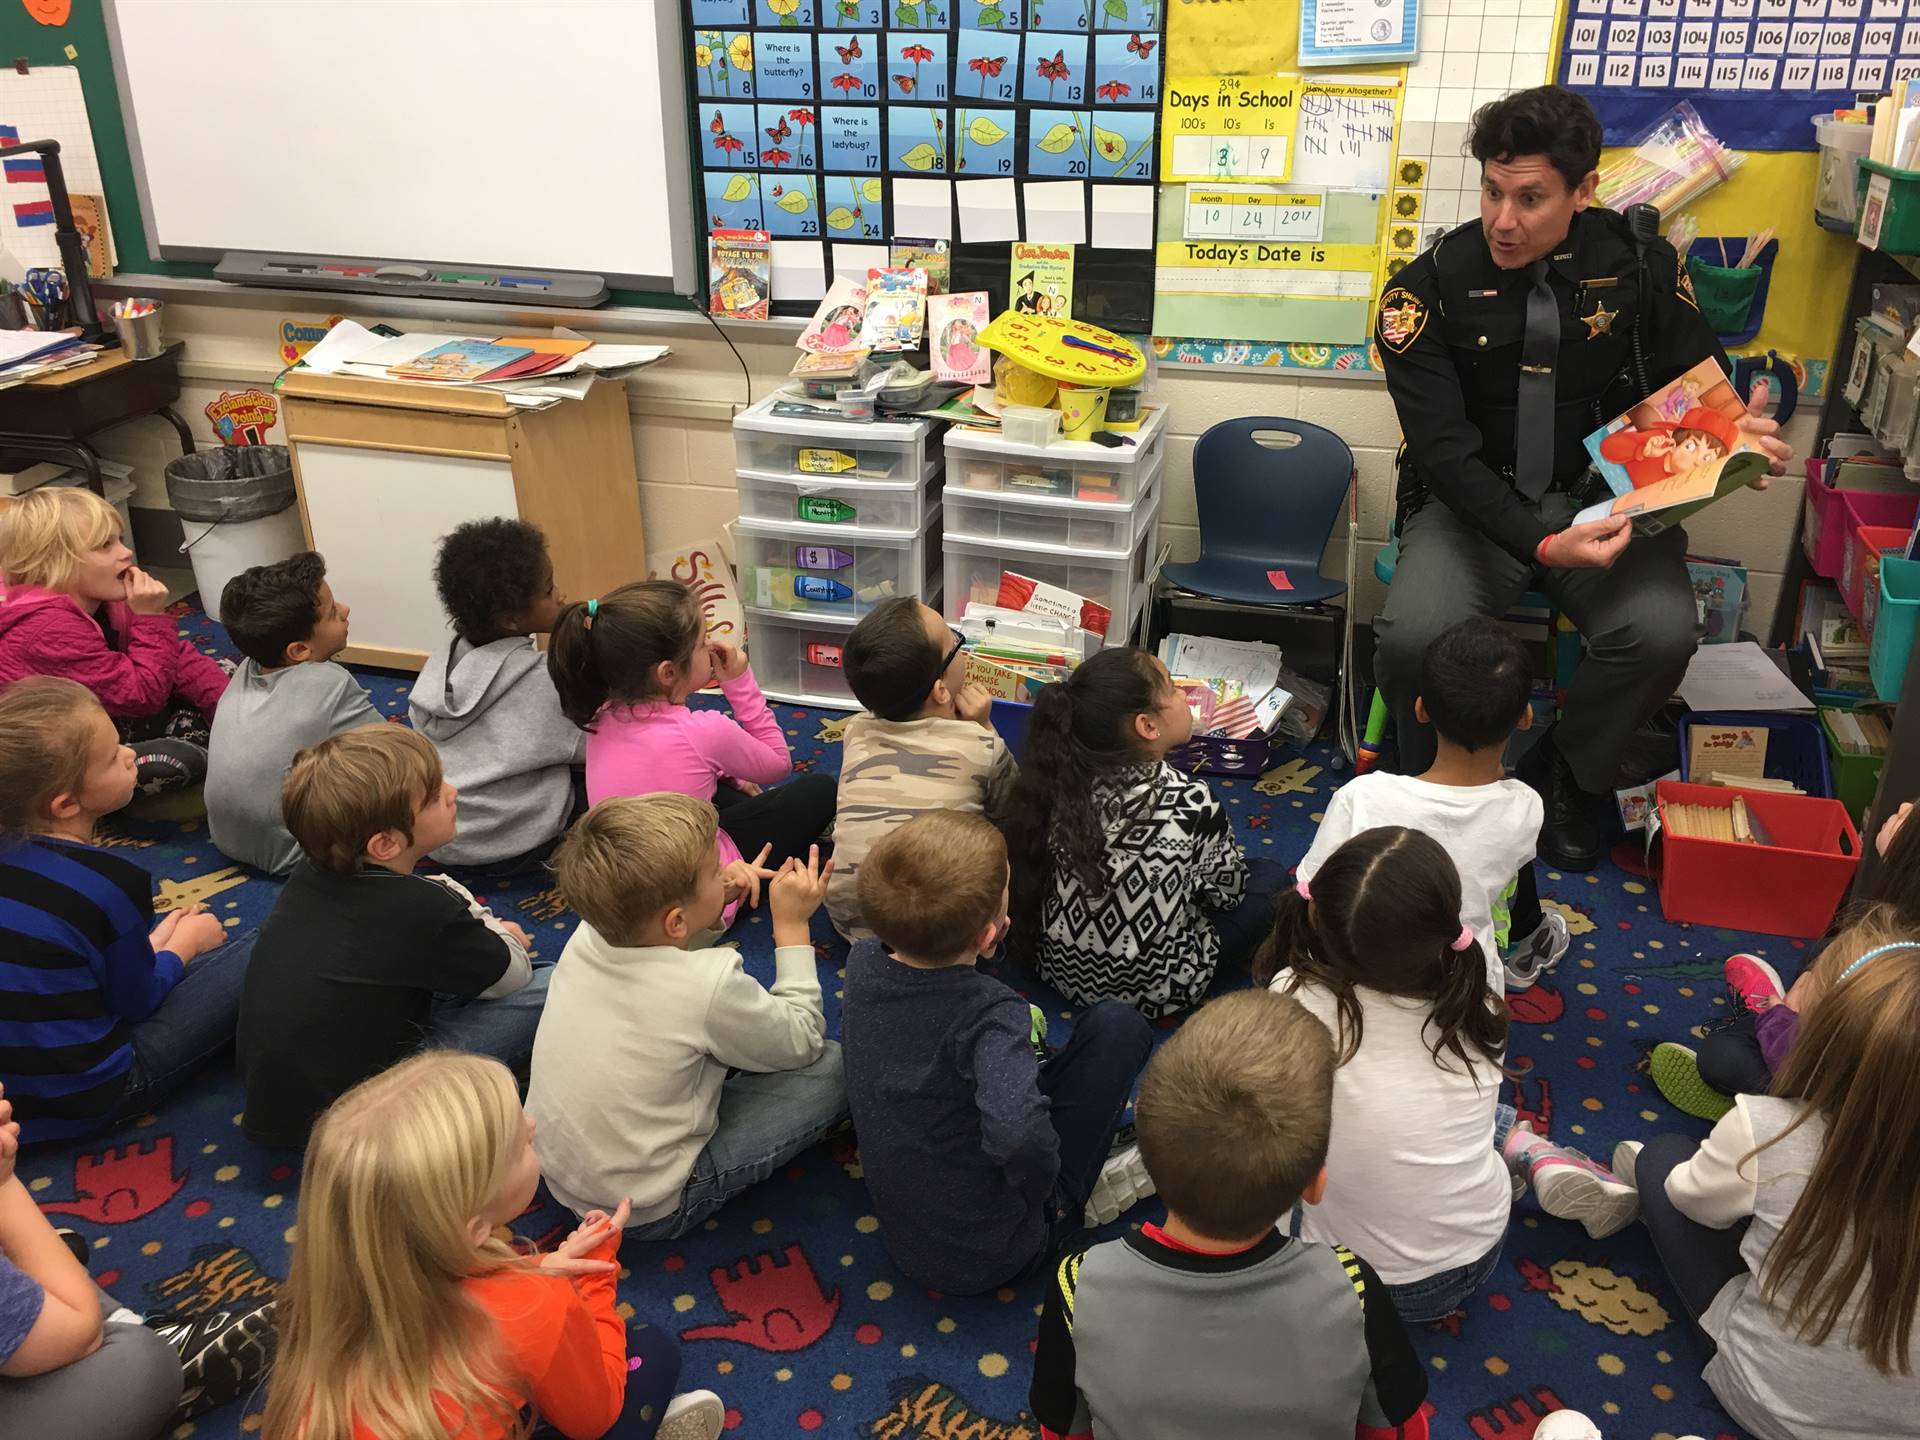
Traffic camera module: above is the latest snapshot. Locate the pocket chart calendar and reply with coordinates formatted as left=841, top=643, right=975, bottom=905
left=687, top=0, right=1165, bottom=305
left=1558, top=0, right=1920, bottom=149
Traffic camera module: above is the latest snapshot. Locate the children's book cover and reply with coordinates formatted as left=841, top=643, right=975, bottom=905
left=708, top=229, right=772, bottom=320
left=1009, top=242, right=1074, bottom=319
left=890, top=236, right=951, bottom=294
left=797, top=276, right=867, bottom=354
left=1576, top=358, right=1767, bottom=535
left=388, top=339, right=534, bottom=382
left=862, top=267, right=928, bottom=351
left=928, top=291, right=991, bottom=384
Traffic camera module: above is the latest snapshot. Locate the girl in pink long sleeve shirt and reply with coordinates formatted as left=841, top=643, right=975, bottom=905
left=549, top=580, right=835, bottom=928
left=0, top=488, right=227, bottom=793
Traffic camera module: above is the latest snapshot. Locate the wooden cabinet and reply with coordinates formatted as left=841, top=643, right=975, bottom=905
left=279, top=374, right=645, bottom=670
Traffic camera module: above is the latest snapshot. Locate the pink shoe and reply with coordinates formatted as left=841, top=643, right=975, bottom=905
left=1725, top=953, right=1784, bottom=1014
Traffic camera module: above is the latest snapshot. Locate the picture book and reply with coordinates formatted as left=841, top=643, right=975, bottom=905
left=890, top=237, right=951, bottom=295
left=1010, top=242, right=1074, bottom=321
left=388, top=339, right=534, bottom=382
left=67, top=194, right=112, bottom=279
left=798, top=277, right=867, bottom=354
left=862, top=268, right=928, bottom=352
left=708, top=229, right=771, bottom=320
left=1685, top=556, right=1748, bottom=644
left=1576, top=358, right=1768, bottom=535
left=929, top=292, right=991, bottom=384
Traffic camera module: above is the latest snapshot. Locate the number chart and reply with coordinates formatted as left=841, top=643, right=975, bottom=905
left=686, top=0, right=1166, bottom=302
left=1559, top=0, right=1920, bottom=149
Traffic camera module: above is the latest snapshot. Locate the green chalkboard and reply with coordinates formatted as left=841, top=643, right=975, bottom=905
left=0, top=1, right=694, bottom=310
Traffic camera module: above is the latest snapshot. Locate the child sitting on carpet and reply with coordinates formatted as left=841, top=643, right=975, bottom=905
left=548, top=580, right=834, bottom=931
left=1029, top=988, right=1430, bottom=1440
left=1260, top=826, right=1523, bottom=1319
left=1003, top=646, right=1283, bottom=1018
left=206, top=551, right=377, bottom=874
left=1612, top=907, right=1920, bottom=1440
left=828, top=598, right=1017, bottom=941
left=0, top=488, right=227, bottom=793
left=527, top=795, right=845, bottom=1238
left=1298, top=616, right=1560, bottom=993
left=0, top=679, right=247, bottom=1145
left=1652, top=799, right=1920, bottom=1119
left=842, top=812, right=1152, bottom=1295
left=263, top=1051, right=726, bottom=1440
left=237, top=726, right=542, bottom=1150
left=410, top=518, right=586, bottom=875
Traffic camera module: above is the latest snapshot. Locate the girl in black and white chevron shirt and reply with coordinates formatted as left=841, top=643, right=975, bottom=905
left=1004, top=647, right=1287, bottom=1020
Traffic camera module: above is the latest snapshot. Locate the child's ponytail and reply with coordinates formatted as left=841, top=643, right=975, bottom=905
left=546, top=580, right=704, bottom=730
left=1004, top=647, right=1166, bottom=919
left=1260, top=826, right=1508, bottom=1073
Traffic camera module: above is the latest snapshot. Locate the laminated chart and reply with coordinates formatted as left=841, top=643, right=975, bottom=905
left=1558, top=0, right=1920, bottom=148
left=686, top=0, right=1166, bottom=303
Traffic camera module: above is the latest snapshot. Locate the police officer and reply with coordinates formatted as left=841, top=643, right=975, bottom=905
left=1374, top=85, right=1789, bottom=870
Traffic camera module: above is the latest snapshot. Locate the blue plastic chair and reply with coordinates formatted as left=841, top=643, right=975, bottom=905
left=1160, top=417, right=1353, bottom=606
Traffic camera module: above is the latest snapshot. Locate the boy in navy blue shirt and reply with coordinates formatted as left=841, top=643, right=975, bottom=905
left=841, top=811, right=1151, bottom=1295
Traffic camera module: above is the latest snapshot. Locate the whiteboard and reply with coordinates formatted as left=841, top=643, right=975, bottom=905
left=104, top=0, right=694, bottom=290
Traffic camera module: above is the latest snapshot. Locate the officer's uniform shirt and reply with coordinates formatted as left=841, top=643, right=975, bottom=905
left=1375, top=207, right=1726, bottom=563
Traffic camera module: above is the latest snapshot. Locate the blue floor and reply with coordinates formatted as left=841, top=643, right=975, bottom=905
left=21, top=602, right=1774, bottom=1440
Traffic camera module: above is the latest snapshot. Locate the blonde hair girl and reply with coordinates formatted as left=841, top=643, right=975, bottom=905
left=265, top=1051, right=723, bottom=1440
left=0, top=487, right=228, bottom=791
left=1620, top=906, right=1920, bottom=1440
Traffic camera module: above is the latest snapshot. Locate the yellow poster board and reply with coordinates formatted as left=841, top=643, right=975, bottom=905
left=1161, top=75, right=1301, bottom=182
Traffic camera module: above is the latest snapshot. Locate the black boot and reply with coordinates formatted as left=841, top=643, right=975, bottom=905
left=1517, top=729, right=1605, bottom=872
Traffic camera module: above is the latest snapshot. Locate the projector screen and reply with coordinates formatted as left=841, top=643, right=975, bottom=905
left=105, top=0, right=695, bottom=290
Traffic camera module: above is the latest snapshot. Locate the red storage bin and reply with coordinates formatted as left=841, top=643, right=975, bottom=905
left=1655, top=781, right=1861, bottom=938
left=1843, top=523, right=1910, bottom=632
left=1812, top=487, right=1917, bottom=583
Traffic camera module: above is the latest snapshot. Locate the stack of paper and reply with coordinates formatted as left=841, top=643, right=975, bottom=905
left=0, top=330, right=92, bottom=388
left=293, top=322, right=669, bottom=408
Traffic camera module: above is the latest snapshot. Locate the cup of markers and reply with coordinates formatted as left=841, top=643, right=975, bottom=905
left=113, top=298, right=165, bottom=358
left=22, top=268, right=70, bottom=331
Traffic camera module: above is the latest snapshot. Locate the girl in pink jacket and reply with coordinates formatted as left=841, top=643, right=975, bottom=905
left=0, top=487, right=228, bottom=792
left=548, top=579, right=834, bottom=930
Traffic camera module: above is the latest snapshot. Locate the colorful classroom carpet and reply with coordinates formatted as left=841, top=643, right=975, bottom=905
left=21, top=602, right=1780, bottom=1440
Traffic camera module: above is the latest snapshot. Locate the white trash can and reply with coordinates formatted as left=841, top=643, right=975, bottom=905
left=163, top=446, right=305, bottom=622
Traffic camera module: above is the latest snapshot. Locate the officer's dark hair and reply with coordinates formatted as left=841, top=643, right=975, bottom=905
left=1468, top=85, right=1603, bottom=194
left=1418, top=616, right=1532, bottom=753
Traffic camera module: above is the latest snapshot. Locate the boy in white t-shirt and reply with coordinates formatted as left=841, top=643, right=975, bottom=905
left=1300, top=617, right=1564, bottom=991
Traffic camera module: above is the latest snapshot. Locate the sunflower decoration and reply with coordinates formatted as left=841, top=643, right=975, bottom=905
left=696, top=40, right=713, bottom=67
left=1391, top=225, right=1418, bottom=251
left=1397, top=158, right=1427, bottom=186
left=1393, top=190, right=1422, bottom=219
left=767, top=0, right=802, bottom=23
left=728, top=33, right=754, bottom=71
left=1385, top=255, right=1409, bottom=278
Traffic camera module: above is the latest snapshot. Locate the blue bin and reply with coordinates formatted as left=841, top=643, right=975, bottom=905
left=990, top=698, right=1032, bottom=760
left=1870, top=554, right=1920, bottom=703
left=1677, top=711, right=1833, bottom=798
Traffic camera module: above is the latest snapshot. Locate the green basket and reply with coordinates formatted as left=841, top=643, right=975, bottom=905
left=1857, top=159, right=1920, bottom=254
left=1686, top=258, right=1764, bottom=335
left=1822, top=709, right=1887, bottom=824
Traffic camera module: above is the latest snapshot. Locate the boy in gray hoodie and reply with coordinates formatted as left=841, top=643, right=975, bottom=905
left=409, top=518, right=585, bottom=872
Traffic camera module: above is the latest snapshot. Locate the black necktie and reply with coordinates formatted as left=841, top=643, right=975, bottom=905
left=1515, top=259, right=1558, bottom=502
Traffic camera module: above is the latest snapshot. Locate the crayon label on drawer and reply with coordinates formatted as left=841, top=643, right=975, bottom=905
left=794, top=575, right=855, bottom=602
left=795, top=545, right=853, bottom=569
left=797, top=447, right=857, bottom=475
left=797, top=496, right=857, bottom=523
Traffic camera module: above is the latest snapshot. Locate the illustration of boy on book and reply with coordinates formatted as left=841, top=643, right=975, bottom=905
left=1598, top=405, right=1740, bottom=490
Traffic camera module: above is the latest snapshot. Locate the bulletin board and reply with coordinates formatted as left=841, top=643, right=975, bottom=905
left=685, top=0, right=1165, bottom=328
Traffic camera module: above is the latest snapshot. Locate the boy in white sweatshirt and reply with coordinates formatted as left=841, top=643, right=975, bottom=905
left=527, top=792, right=846, bottom=1236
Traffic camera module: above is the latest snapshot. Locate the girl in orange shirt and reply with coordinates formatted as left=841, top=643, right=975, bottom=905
left=262, top=1052, right=724, bottom=1440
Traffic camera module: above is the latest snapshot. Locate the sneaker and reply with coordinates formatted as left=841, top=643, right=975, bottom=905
left=1502, top=1128, right=1639, bottom=1239
left=658, top=1389, right=727, bottom=1440
left=1084, top=1142, right=1156, bottom=1227
left=1649, top=1042, right=1734, bottom=1121
left=1724, top=953, right=1784, bottom=1014
left=54, top=1228, right=89, bottom=1267
left=1504, top=908, right=1570, bottom=991
left=1534, top=1413, right=1604, bottom=1440
left=149, top=1296, right=278, bottom=1420
left=1029, top=1003, right=1056, bottom=1063
left=1611, top=1139, right=1643, bottom=1191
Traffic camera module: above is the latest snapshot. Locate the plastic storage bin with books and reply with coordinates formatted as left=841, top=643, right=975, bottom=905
left=731, top=396, right=946, bottom=708
left=943, top=488, right=1163, bottom=650
left=1654, top=780, right=1861, bottom=939
left=1822, top=706, right=1890, bottom=822
left=1857, top=159, right=1920, bottom=254
left=1870, top=552, right=1920, bottom=700
left=1843, top=522, right=1909, bottom=631
left=1815, top=115, right=1873, bottom=229
left=1803, top=468, right=1918, bottom=582
left=1675, top=711, right=1833, bottom=797
left=733, top=397, right=940, bottom=484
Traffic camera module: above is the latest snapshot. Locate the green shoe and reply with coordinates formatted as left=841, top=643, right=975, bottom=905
left=1029, top=1003, right=1055, bottom=1063
left=1650, top=1043, right=1734, bottom=1122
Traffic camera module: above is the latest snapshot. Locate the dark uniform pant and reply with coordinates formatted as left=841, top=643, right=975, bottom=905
left=1375, top=492, right=1702, bottom=792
